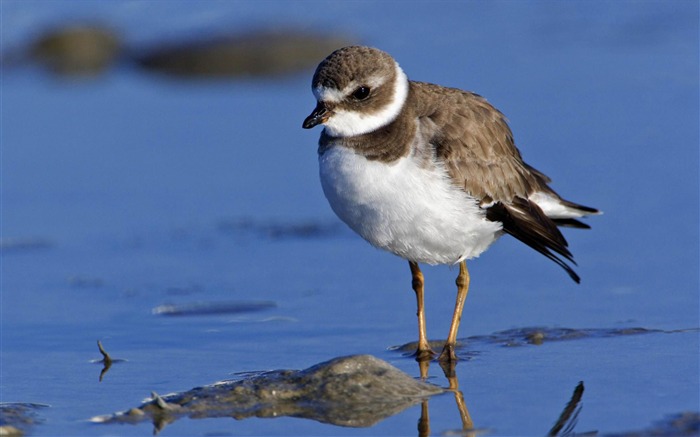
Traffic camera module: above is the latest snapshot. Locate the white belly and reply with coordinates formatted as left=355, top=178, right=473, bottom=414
left=319, top=146, right=502, bottom=265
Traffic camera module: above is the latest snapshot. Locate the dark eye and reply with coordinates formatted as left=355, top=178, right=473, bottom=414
left=351, top=86, right=370, bottom=100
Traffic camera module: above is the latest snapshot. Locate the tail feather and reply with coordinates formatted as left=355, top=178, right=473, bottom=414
left=553, top=218, right=591, bottom=229
left=529, top=191, right=601, bottom=220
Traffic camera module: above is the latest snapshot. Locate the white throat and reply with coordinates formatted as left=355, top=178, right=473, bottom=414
left=321, top=62, right=409, bottom=137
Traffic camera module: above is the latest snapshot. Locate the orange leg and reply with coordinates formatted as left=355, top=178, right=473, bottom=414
left=438, top=260, right=470, bottom=362
left=409, top=261, right=436, bottom=361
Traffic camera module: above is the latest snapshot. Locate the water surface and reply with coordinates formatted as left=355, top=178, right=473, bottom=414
left=2, top=1, right=698, bottom=436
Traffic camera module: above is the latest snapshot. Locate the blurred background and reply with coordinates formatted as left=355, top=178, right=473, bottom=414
left=2, top=1, right=698, bottom=436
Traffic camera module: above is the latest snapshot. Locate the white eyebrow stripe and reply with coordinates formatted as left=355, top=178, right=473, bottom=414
left=314, top=72, right=390, bottom=104
left=313, top=86, right=344, bottom=103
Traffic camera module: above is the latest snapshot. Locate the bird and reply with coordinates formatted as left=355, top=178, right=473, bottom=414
left=302, top=46, right=599, bottom=362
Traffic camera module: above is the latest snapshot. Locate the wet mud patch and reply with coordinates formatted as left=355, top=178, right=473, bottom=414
left=90, top=355, right=443, bottom=433
left=605, top=411, right=700, bottom=436
left=116, top=217, right=345, bottom=254
left=0, top=237, right=54, bottom=253
left=468, top=326, right=697, bottom=347
left=152, top=299, right=276, bottom=317
left=392, top=326, right=699, bottom=357
left=67, top=275, right=105, bottom=289
left=217, top=217, right=344, bottom=240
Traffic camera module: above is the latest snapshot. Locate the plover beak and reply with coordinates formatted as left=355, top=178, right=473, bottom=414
left=302, top=101, right=330, bottom=129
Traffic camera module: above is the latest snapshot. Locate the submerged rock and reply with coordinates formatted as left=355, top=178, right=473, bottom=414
left=91, top=355, right=442, bottom=431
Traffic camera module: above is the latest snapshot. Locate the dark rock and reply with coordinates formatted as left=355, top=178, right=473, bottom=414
left=28, top=25, right=121, bottom=76
left=133, top=30, right=353, bottom=79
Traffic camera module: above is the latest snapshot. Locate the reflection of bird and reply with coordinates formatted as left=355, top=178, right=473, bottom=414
left=303, top=46, right=599, bottom=362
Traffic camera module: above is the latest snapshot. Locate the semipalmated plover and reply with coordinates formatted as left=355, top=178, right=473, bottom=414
left=303, top=46, right=599, bottom=362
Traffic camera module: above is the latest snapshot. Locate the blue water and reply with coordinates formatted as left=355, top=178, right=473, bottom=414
left=2, top=1, right=698, bottom=436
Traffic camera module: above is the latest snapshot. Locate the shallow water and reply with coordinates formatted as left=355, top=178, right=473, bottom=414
left=2, top=1, right=699, bottom=436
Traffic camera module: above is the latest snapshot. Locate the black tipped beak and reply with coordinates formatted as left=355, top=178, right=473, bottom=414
left=302, top=102, right=329, bottom=129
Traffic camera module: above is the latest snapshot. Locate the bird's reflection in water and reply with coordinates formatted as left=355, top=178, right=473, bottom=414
left=415, top=358, right=587, bottom=437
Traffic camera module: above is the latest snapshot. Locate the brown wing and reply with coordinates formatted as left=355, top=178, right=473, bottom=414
left=410, top=81, right=582, bottom=282
left=411, top=81, right=550, bottom=200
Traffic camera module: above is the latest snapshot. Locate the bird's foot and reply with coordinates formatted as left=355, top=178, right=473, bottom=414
left=413, top=346, right=437, bottom=362
left=438, top=343, right=458, bottom=363
left=437, top=344, right=459, bottom=377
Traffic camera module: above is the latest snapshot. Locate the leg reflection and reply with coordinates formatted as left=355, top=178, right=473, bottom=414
left=417, top=399, right=430, bottom=437
left=417, top=360, right=475, bottom=437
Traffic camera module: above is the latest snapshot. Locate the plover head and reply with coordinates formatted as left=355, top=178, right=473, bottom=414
left=302, top=46, right=409, bottom=137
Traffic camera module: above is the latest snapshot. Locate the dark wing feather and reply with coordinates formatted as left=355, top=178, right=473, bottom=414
left=486, top=199, right=580, bottom=283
